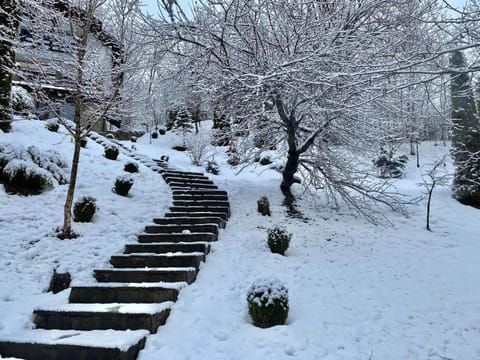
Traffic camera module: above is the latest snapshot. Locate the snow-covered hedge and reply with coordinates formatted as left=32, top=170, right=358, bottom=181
left=247, top=278, right=289, bottom=328
left=73, top=196, right=97, bottom=222
left=124, top=161, right=139, bottom=173
left=114, top=175, right=134, bottom=196
left=0, top=142, right=68, bottom=195
left=104, top=144, right=119, bottom=160
left=267, top=226, right=291, bottom=256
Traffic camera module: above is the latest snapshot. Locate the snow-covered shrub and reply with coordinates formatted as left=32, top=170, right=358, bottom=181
left=27, top=146, right=68, bottom=185
left=124, top=161, right=139, bottom=173
left=152, top=131, right=158, bottom=139
left=172, top=145, right=188, bottom=152
left=48, top=270, right=71, bottom=294
left=73, top=196, right=97, bottom=222
left=114, top=175, right=134, bottom=196
left=205, top=160, right=219, bottom=175
left=80, top=138, right=88, bottom=148
left=159, top=128, right=166, bottom=135
left=267, top=226, right=291, bottom=255
left=2, top=159, right=53, bottom=195
left=186, top=131, right=211, bottom=166
left=259, top=156, right=272, bottom=166
left=11, top=86, right=34, bottom=114
left=130, top=136, right=137, bottom=142
left=227, top=154, right=240, bottom=166
left=104, top=144, right=119, bottom=160
left=45, top=119, right=59, bottom=132
left=247, top=279, right=289, bottom=328
left=373, top=147, right=408, bottom=179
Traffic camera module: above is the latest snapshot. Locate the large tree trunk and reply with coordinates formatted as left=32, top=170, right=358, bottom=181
left=0, top=0, right=18, bottom=132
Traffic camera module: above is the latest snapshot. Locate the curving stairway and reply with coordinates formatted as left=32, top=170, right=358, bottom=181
left=0, top=157, right=230, bottom=359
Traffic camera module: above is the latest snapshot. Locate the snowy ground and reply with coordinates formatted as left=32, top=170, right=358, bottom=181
left=1, top=120, right=479, bottom=360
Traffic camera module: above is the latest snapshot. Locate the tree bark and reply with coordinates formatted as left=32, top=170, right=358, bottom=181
left=0, top=0, right=18, bottom=132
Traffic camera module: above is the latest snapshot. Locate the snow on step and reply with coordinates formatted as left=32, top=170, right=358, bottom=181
left=34, top=302, right=174, bottom=314
left=0, top=329, right=148, bottom=351
left=71, top=281, right=187, bottom=289
left=123, top=252, right=205, bottom=257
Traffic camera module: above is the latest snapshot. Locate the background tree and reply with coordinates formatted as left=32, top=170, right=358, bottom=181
left=449, top=50, right=480, bottom=207
left=0, top=0, right=19, bottom=132
left=153, top=0, right=440, bottom=218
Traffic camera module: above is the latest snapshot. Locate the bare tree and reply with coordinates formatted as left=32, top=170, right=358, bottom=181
left=150, top=0, right=443, bottom=219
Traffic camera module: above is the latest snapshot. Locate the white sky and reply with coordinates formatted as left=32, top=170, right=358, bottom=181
left=141, top=0, right=468, bottom=16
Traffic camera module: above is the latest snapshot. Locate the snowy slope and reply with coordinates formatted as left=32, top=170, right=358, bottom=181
left=1, top=120, right=479, bottom=360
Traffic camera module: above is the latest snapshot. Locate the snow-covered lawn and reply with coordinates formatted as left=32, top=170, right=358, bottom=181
left=1, top=120, right=479, bottom=360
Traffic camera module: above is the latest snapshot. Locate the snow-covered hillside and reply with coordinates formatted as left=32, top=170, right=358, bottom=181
left=1, top=119, right=479, bottom=360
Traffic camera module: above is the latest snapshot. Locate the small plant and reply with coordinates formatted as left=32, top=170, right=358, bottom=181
left=104, top=144, right=119, bottom=160
left=259, top=156, right=272, bottom=166
left=152, top=131, right=158, bottom=139
left=227, top=154, right=240, bottom=166
left=257, top=196, right=271, bottom=216
left=48, top=269, right=71, bottom=294
left=73, top=196, right=97, bottom=222
left=247, top=279, right=289, bottom=328
left=267, top=226, right=291, bottom=255
left=80, top=138, right=88, bottom=148
left=114, top=175, right=134, bottom=196
left=205, top=160, right=220, bottom=175
left=46, top=119, right=59, bottom=132
left=373, top=146, right=408, bottom=178
left=159, top=128, right=166, bottom=135
left=124, top=161, right=139, bottom=173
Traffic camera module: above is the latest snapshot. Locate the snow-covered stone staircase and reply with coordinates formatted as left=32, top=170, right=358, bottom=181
left=0, top=161, right=230, bottom=359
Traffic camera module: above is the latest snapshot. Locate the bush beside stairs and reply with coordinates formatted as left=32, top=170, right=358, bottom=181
left=0, top=153, right=230, bottom=360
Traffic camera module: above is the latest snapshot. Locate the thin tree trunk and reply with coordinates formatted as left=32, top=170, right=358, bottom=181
left=281, top=149, right=299, bottom=206
left=426, top=181, right=435, bottom=231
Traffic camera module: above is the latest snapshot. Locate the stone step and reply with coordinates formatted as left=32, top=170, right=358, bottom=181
left=0, top=329, right=148, bottom=360
left=110, top=254, right=204, bottom=269
left=94, top=268, right=197, bottom=284
left=33, top=303, right=172, bottom=334
left=170, top=206, right=230, bottom=218
left=124, top=243, right=211, bottom=255
left=69, top=285, right=180, bottom=304
left=172, top=200, right=230, bottom=209
left=163, top=177, right=213, bottom=185
left=169, top=183, right=218, bottom=189
left=144, top=224, right=219, bottom=235
left=172, top=194, right=229, bottom=201
left=161, top=170, right=205, bottom=177
left=153, top=216, right=226, bottom=228
left=165, top=211, right=229, bottom=221
left=172, top=189, right=228, bottom=196
left=137, top=232, right=217, bottom=243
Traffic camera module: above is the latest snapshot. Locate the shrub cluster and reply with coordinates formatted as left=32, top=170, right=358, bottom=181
left=247, top=279, right=289, bottom=328
left=114, top=175, right=134, bottom=196
left=205, top=160, right=220, bottom=175
left=73, top=196, right=97, bottom=222
left=267, top=226, right=291, bottom=255
left=0, top=143, right=68, bottom=195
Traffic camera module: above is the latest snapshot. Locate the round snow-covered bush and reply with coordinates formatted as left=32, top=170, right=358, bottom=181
left=73, top=196, right=97, bottom=222
left=159, top=128, right=166, bottom=135
left=104, top=144, right=119, bottom=160
left=124, top=161, right=139, bottom=173
left=247, top=279, right=289, bottom=328
left=114, top=175, right=134, bottom=196
left=151, top=131, right=158, bottom=139
left=267, top=226, right=291, bottom=255
left=2, top=159, right=53, bottom=195
left=80, top=138, right=88, bottom=148
left=11, top=86, right=34, bottom=114
left=46, top=119, right=59, bottom=132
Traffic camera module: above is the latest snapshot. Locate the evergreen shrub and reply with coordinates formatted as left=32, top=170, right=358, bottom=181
left=114, top=175, right=134, bottom=196
left=73, top=196, right=97, bottom=222
left=104, top=144, right=119, bottom=160
left=247, top=279, right=289, bottom=328
left=373, top=147, right=408, bottom=178
left=2, top=159, right=53, bottom=195
left=152, top=131, right=158, bottom=139
left=46, top=119, right=59, bottom=132
left=124, top=161, right=139, bottom=173
left=267, top=226, right=291, bottom=255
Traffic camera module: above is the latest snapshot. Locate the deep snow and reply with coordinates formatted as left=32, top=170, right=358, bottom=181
left=0, top=119, right=479, bottom=360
